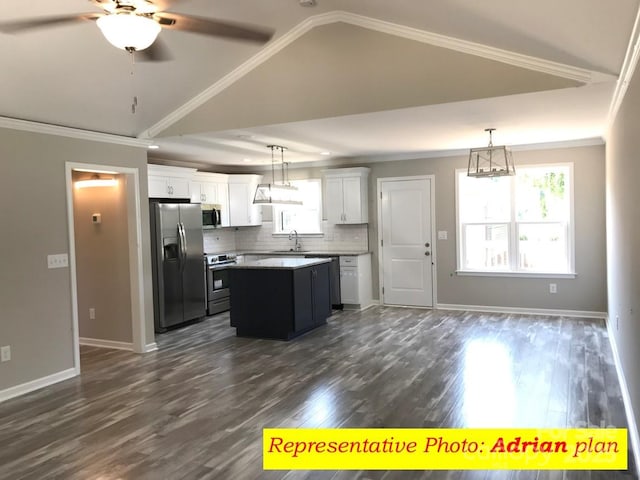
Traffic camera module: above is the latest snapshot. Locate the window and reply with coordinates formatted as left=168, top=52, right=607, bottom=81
left=273, top=179, right=322, bottom=234
left=456, top=164, right=574, bottom=276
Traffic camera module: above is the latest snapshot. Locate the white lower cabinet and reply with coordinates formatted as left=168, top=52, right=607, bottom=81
left=339, top=254, right=372, bottom=310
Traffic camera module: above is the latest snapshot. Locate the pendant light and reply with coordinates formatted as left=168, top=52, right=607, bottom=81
left=468, top=128, right=516, bottom=177
left=253, top=145, right=303, bottom=205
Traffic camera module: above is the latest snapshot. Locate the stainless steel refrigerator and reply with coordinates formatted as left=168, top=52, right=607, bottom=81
left=150, top=203, right=206, bottom=332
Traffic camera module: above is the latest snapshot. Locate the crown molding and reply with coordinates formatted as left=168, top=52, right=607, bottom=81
left=0, top=116, right=150, bottom=148
left=141, top=11, right=614, bottom=140
left=607, top=3, right=640, bottom=129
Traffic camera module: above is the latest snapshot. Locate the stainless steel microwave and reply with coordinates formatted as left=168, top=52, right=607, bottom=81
left=201, top=204, right=221, bottom=229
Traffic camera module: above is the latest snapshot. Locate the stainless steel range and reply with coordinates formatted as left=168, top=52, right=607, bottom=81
left=205, top=253, right=237, bottom=316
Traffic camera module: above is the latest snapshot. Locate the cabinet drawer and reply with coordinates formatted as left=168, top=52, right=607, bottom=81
left=339, top=256, right=358, bottom=267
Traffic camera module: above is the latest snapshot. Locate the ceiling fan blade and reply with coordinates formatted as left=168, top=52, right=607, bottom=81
left=0, top=13, right=100, bottom=33
left=153, top=12, right=274, bottom=43
left=137, top=37, right=172, bottom=62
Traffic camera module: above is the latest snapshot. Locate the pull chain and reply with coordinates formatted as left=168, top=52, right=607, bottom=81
left=128, top=48, right=138, bottom=115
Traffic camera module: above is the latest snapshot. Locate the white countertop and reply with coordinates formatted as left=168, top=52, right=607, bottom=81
left=231, top=257, right=332, bottom=270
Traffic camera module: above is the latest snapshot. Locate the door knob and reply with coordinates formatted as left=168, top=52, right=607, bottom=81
left=425, top=251, right=431, bottom=256
left=425, top=242, right=430, bottom=247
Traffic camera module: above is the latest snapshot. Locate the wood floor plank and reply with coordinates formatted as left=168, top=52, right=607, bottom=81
left=0, top=307, right=636, bottom=480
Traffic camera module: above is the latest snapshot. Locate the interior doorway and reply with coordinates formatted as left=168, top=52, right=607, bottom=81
left=377, top=176, right=436, bottom=307
left=65, top=162, right=149, bottom=374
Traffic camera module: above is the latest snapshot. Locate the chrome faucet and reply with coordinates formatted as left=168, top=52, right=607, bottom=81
left=288, top=230, right=302, bottom=251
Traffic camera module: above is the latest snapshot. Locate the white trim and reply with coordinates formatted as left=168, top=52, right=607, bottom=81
left=65, top=162, right=150, bottom=371
left=456, top=270, right=576, bottom=279
left=604, top=317, right=640, bottom=479
left=436, top=303, right=606, bottom=319
left=0, top=116, right=150, bottom=148
left=0, top=368, right=77, bottom=404
left=79, top=338, right=133, bottom=351
left=144, top=342, right=158, bottom=352
left=455, top=163, right=575, bottom=276
left=607, top=3, right=640, bottom=128
left=377, top=175, right=437, bottom=308
left=140, top=11, right=611, bottom=139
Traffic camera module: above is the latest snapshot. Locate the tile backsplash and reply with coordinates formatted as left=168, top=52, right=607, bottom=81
left=203, top=221, right=368, bottom=254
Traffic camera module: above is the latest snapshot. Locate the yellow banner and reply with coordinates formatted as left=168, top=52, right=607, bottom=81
left=263, top=428, right=627, bottom=470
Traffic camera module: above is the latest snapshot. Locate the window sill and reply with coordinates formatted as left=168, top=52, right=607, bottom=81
left=456, top=270, right=577, bottom=279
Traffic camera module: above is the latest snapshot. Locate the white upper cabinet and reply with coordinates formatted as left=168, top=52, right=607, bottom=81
left=190, top=172, right=230, bottom=227
left=228, top=174, right=263, bottom=227
left=148, top=165, right=195, bottom=199
left=323, top=167, right=370, bottom=224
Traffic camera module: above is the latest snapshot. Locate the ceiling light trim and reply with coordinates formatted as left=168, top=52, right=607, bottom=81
left=140, top=11, right=613, bottom=140
left=0, top=116, right=151, bottom=148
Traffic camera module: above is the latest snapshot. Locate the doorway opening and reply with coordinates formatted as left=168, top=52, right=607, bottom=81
left=65, top=162, right=151, bottom=374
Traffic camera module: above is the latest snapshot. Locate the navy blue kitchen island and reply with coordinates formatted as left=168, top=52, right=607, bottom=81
left=229, top=257, right=332, bottom=340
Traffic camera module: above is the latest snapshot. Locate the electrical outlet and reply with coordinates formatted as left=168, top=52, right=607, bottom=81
left=89, top=308, right=96, bottom=320
left=1, top=346, right=11, bottom=362
left=47, top=253, right=69, bottom=269
left=438, top=231, right=448, bottom=240
left=549, top=283, right=557, bottom=294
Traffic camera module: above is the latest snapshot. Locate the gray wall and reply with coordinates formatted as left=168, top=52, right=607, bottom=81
left=606, top=66, right=640, bottom=438
left=73, top=172, right=132, bottom=343
left=280, top=145, right=606, bottom=312
left=0, top=127, right=153, bottom=392
left=365, top=145, right=607, bottom=312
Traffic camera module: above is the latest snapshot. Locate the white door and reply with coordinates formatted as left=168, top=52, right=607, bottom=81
left=380, top=178, right=433, bottom=307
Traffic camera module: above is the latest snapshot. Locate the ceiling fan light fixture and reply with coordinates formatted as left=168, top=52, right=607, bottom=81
left=96, top=13, right=161, bottom=51
left=467, top=128, right=516, bottom=178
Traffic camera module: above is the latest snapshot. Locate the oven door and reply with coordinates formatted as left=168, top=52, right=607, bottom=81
left=207, top=264, right=232, bottom=301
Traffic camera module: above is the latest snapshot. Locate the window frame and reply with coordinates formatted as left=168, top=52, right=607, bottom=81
left=272, top=178, right=324, bottom=236
left=455, top=162, right=576, bottom=278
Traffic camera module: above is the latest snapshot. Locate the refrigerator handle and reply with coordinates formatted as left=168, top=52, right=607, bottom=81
left=179, top=222, right=187, bottom=269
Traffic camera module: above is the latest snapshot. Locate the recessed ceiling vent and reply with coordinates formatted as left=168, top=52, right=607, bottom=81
left=299, top=0, right=317, bottom=6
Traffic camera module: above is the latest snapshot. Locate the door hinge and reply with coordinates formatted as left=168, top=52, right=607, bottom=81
left=381, top=239, right=383, bottom=247
left=382, top=287, right=385, bottom=294
left=380, top=191, right=382, bottom=199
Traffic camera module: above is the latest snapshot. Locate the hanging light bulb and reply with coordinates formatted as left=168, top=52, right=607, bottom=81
left=96, top=13, right=161, bottom=52
left=253, top=145, right=303, bottom=205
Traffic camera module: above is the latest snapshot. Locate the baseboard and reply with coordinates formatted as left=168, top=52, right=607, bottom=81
left=605, top=316, right=640, bottom=479
left=0, top=368, right=77, bottom=404
left=144, top=342, right=158, bottom=352
left=79, top=337, right=133, bottom=351
left=436, top=303, right=607, bottom=319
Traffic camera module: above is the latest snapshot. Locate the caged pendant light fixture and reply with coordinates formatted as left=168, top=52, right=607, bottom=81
left=468, top=128, right=516, bottom=178
left=253, top=145, right=303, bottom=205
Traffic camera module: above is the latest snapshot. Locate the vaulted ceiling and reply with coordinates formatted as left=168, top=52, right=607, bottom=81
left=1, top=0, right=639, bottom=166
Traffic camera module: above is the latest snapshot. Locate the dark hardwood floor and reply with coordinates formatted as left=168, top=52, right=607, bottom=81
left=0, top=307, right=636, bottom=480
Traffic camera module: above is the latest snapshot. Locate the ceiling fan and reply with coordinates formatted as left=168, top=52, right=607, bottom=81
left=0, top=0, right=274, bottom=60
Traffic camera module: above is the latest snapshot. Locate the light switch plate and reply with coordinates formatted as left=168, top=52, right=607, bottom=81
left=1, top=346, right=10, bottom=362
left=438, top=231, right=448, bottom=240
left=47, top=253, right=69, bottom=269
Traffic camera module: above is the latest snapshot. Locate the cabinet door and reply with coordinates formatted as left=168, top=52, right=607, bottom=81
left=342, top=176, right=363, bottom=223
left=201, top=183, right=217, bottom=204
left=168, top=177, right=191, bottom=198
left=340, top=266, right=358, bottom=303
left=293, top=267, right=314, bottom=332
left=325, top=177, right=344, bottom=224
left=148, top=176, right=169, bottom=198
left=189, top=181, right=203, bottom=203
left=216, top=183, right=230, bottom=227
left=312, top=263, right=331, bottom=322
left=228, top=183, right=249, bottom=226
